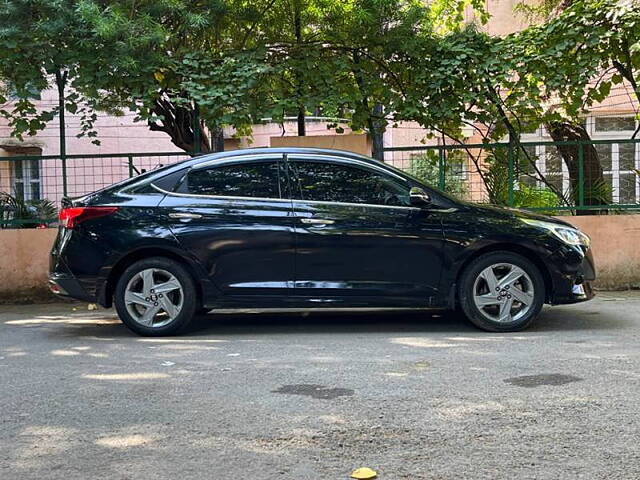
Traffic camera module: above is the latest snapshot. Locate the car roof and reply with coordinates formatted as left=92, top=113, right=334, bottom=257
left=187, top=147, right=377, bottom=167
left=109, top=148, right=388, bottom=194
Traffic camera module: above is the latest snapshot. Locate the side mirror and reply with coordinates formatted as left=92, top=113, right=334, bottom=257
left=409, top=187, right=432, bottom=207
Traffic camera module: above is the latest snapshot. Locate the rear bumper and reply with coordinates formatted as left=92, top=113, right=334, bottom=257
left=48, top=273, right=97, bottom=303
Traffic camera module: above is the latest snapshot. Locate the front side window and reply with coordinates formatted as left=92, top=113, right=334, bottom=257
left=290, top=160, right=410, bottom=207
left=185, top=161, right=282, bottom=199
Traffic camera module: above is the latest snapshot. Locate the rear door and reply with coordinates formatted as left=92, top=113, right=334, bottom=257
left=287, top=154, right=444, bottom=302
left=159, top=154, right=295, bottom=296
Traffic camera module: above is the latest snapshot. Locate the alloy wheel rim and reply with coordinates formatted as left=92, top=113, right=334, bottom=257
left=472, top=263, right=534, bottom=323
left=124, top=268, right=184, bottom=328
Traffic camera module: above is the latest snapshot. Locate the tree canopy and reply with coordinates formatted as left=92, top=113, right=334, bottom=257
left=0, top=0, right=638, bottom=158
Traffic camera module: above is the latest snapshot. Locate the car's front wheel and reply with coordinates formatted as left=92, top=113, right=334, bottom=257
left=458, top=251, right=545, bottom=332
left=114, top=257, right=198, bottom=336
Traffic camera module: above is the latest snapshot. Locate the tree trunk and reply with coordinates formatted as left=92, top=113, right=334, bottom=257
left=369, top=103, right=384, bottom=161
left=148, top=93, right=211, bottom=153
left=211, top=127, right=225, bottom=153
left=546, top=121, right=610, bottom=215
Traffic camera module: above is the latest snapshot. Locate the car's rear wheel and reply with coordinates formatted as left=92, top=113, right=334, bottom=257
left=114, top=257, right=197, bottom=336
left=458, top=251, right=545, bottom=332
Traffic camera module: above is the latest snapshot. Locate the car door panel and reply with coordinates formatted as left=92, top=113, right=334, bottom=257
left=158, top=157, right=295, bottom=296
left=287, top=156, right=445, bottom=301
left=292, top=200, right=443, bottom=298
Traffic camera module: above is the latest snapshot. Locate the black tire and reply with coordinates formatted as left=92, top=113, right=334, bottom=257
left=458, top=251, right=545, bottom=332
left=114, top=257, right=198, bottom=336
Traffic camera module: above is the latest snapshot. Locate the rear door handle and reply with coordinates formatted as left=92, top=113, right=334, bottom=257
left=300, top=218, right=334, bottom=225
left=169, top=213, right=202, bottom=219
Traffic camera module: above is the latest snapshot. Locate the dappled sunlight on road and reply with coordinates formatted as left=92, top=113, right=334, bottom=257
left=95, top=434, right=159, bottom=449
left=6, top=316, right=119, bottom=326
left=12, top=426, right=78, bottom=471
left=390, top=337, right=462, bottom=348
left=50, top=347, right=108, bottom=358
left=82, top=372, right=170, bottom=380
left=137, top=338, right=228, bottom=343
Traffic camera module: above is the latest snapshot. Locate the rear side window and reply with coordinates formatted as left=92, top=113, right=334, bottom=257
left=290, top=160, right=410, bottom=206
left=185, top=161, right=282, bottom=199
left=122, top=168, right=188, bottom=194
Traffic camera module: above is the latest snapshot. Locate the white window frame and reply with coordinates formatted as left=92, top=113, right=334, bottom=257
left=12, top=159, right=41, bottom=201
left=520, top=116, right=639, bottom=204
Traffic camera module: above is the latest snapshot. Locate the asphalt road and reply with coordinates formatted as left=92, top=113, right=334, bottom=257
left=1, top=294, right=640, bottom=480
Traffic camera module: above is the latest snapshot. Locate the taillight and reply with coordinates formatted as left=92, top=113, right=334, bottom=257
left=59, top=206, right=118, bottom=229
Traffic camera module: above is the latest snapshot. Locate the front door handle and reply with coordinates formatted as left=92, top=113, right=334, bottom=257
left=169, top=213, right=202, bottom=219
left=300, top=218, right=335, bottom=225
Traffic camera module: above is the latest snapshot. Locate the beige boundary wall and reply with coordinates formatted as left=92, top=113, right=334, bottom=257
left=0, top=215, right=639, bottom=302
left=0, top=228, right=58, bottom=302
left=559, top=215, right=640, bottom=290
left=270, top=133, right=371, bottom=156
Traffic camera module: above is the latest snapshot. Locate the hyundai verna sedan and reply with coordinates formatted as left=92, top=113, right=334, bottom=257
left=49, top=148, right=595, bottom=336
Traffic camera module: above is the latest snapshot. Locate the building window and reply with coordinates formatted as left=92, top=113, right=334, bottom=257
left=519, top=116, right=639, bottom=205
left=13, top=159, right=41, bottom=201
left=594, top=142, right=638, bottom=204
left=594, top=116, right=636, bottom=133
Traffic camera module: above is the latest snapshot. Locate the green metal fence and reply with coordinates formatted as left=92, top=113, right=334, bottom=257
left=383, top=138, right=640, bottom=213
left=1, top=151, right=190, bottom=228
left=1, top=139, right=640, bottom=228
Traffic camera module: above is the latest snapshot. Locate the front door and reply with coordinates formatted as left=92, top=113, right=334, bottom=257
left=287, top=155, right=444, bottom=304
left=159, top=154, right=295, bottom=296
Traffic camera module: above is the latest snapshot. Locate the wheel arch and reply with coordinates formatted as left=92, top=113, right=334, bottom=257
left=450, top=243, right=554, bottom=307
left=99, top=247, right=205, bottom=308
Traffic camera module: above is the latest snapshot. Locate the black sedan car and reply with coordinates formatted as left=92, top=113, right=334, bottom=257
left=49, top=148, right=595, bottom=336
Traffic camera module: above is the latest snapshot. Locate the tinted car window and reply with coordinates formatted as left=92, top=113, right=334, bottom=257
left=186, top=162, right=282, bottom=198
left=291, top=161, right=409, bottom=206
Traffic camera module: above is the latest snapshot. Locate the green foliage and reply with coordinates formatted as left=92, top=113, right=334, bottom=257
left=505, top=0, right=640, bottom=125
left=577, top=178, right=613, bottom=207
left=513, top=185, right=560, bottom=213
left=0, top=0, right=487, bottom=151
left=0, top=192, right=57, bottom=229
left=482, top=147, right=561, bottom=210
left=0, top=0, right=100, bottom=142
left=407, top=151, right=468, bottom=198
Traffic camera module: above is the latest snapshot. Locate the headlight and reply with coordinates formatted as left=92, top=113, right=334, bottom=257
left=521, top=218, right=590, bottom=247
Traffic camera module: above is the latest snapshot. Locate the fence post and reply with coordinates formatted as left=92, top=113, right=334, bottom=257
left=193, top=103, right=201, bottom=156
left=128, top=155, right=134, bottom=178
left=55, top=68, right=68, bottom=197
left=507, top=144, right=515, bottom=207
left=578, top=143, right=585, bottom=209
left=438, top=146, right=446, bottom=190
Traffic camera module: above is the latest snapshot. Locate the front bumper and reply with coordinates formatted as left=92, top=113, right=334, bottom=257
left=547, top=244, right=596, bottom=305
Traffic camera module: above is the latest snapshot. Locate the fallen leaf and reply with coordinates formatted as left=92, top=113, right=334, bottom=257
left=351, top=467, right=377, bottom=479
left=161, top=361, right=175, bottom=366
left=88, top=303, right=98, bottom=311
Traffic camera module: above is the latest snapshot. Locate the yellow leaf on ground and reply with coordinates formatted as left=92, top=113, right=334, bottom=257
left=351, top=467, right=377, bottom=479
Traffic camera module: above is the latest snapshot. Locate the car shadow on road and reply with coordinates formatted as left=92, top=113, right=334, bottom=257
left=178, top=303, right=629, bottom=337
left=184, top=310, right=475, bottom=336
left=14, top=302, right=628, bottom=340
